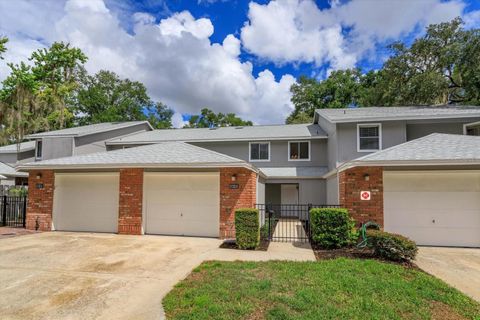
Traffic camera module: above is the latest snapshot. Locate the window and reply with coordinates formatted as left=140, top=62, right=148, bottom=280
left=357, top=124, right=382, bottom=152
left=465, top=123, right=480, bottom=136
left=289, top=141, right=310, bottom=160
left=249, top=142, right=270, bottom=161
left=35, top=140, right=43, bottom=160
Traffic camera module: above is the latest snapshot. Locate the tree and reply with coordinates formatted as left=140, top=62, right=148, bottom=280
left=0, top=62, right=47, bottom=149
left=147, top=101, right=174, bottom=129
left=31, top=42, right=87, bottom=129
left=74, top=70, right=151, bottom=125
left=185, top=108, right=253, bottom=128
left=0, top=37, right=7, bottom=60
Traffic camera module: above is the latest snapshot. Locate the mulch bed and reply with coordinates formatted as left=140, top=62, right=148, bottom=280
left=219, top=238, right=270, bottom=251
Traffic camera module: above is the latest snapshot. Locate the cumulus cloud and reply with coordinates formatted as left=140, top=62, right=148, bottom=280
left=241, top=0, right=473, bottom=70
left=0, top=0, right=295, bottom=124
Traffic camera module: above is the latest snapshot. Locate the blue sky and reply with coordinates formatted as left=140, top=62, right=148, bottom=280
left=1, top=0, right=480, bottom=125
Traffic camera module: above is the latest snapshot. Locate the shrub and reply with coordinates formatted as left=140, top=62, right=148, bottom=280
left=310, top=208, right=357, bottom=249
left=366, top=230, right=418, bottom=262
left=235, top=208, right=260, bottom=249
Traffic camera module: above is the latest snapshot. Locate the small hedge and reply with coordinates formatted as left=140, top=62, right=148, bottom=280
left=310, top=208, right=357, bottom=249
left=235, top=208, right=260, bottom=249
left=367, top=230, right=418, bottom=262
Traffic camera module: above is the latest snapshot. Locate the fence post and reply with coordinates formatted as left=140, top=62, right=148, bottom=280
left=22, top=196, right=27, bottom=228
left=2, top=195, right=7, bottom=227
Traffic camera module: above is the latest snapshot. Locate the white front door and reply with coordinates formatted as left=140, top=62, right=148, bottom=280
left=281, top=184, right=299, bottom=217
left=384, top=171, right=480, bottom=247
left=144, top=172, right=220, bottom=237
left=53, top=173, right=119, bottom=233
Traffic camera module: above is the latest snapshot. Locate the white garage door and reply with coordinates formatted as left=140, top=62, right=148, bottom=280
left=53, top=173, right=119, bottom=233
left=384, top=171, right=480, bottom=247
left=144, top=172, right=219, bottom=237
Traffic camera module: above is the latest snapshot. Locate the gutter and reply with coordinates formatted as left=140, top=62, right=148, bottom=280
left=337, top=159, right=480, bottom=172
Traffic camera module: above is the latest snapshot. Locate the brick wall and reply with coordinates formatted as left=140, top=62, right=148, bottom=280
left=118, top=168, right=143, bottom=235
left=26, top=170, right=54, bottom=231
left=220, top=167, right=257, bottom=239
left=339, top=166, right=384, bottom=227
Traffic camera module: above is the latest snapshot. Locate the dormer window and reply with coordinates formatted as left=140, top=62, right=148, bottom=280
left=35, top=140, right=43, bottom=160
left=357, top=124, right=382, bottom=152
left=249, top=142, right=270, bottom=161
left=465, top=122, right=480, bottom=136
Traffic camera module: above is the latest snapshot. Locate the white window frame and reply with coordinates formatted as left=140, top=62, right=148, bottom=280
left=35, top=139, right=43, bottom=160
left=288, top=141, right=311, bottom=161
left=463, top=121, right=480, bottom=136
left=249, top=141, right=270, bottom=162
left=357, top=123, right=382, bottom=153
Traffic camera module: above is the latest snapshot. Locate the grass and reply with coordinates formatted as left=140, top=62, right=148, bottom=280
left=163, top=259, right=480, bottom=320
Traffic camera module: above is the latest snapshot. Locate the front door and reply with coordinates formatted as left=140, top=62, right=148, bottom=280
left=281, top=184, right=299, bottom=217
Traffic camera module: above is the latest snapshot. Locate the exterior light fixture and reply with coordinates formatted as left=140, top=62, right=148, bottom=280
left=36, top=172, right=42, bottom=179
left=363, top=173, right=370, bottom=181
left=231, top=174, right=237, bottom=182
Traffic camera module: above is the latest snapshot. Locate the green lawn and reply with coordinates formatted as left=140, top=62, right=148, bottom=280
left=163, top=259, right=480, bottom=320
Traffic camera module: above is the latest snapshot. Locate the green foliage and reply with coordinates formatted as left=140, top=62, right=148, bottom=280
left=146, top=101, right=174, bottom=129
left=0, top=37, right=7, bottom=60
left=310, top=208, right=357, bottom=249
left=235, top=208, right=260, bottom=249
left=8, top=187, right=28, bottom=197
left=366, top=230, right=418, bottom=262
left=287, top=17, right=480, bottom=124
left=186, top=108, right=253, bottom=128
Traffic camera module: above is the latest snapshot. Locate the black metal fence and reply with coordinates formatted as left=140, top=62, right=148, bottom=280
left=0, top=196, right=27, bottom=228
left=257, top=204, right=340, bottom=243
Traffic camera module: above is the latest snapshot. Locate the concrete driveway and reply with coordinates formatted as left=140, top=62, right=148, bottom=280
left=0, top=232, right=314, bottom=320
left=416, top=246, right=480, bottom=302
left=0, top=232, right=222, bottom=320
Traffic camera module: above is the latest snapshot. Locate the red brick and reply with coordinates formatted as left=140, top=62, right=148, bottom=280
left=26, top=170, right=54, bottom=231
left=118, top=168, right=143, bottom=235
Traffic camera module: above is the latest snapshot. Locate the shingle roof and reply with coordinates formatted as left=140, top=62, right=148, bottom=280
left=106, top=124, right=327, bottom=145
left=0, top=141, right=35, bottom=154
left=260, top=166, right=329, bottom=178
left=0, top=162, right=27, bottom=177
left=26, top=121, right=152, bottom=138
left=17, top=142, right=253, bottom=171
left=344, top=134, right=480, bottom=167
left=316, top=106, right=480, bottom=123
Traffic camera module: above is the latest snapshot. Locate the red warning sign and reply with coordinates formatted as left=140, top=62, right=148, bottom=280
left=360, top=191, right=371, bottom=201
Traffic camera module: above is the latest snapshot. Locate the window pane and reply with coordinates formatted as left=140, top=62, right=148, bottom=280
left=299, top=142, right=309, bottom=159
left=289, top=142, right=299, bottom=159
left=359, top=126, right=379, bottom=137
left=360, top=137, right=379, bottom=150
left=250, top=143, right=259, bottom=159
left=259, top=143, right=269, bottom=160
left=36, top=141, right=42, bottom=158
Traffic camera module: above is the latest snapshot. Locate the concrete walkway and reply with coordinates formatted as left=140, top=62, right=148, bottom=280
left=416, top=246, right=480, bottom=302
left=272, top=218, right=308, bottom=242
left=0, top=232, right=314, bottom=320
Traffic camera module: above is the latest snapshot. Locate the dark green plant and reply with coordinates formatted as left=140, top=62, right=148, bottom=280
left=366, top=230, right=418, bottom=262
left=310, top=208, right=357, bottom=249
left=235, top=208, right=260, bottom=249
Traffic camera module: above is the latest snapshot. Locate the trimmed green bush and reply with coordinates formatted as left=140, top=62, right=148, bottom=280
left=310, top=208, right=357, bottom=249
left=235, top=208, right=260, bottom=249
left=367, top=230, right=418, bottom=262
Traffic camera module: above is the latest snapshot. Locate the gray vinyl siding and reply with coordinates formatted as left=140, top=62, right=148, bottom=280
left=190, top=140, right=328, bottom=168
left=326, top=174, right=339, bottom=205
left=336, top=121, right=406, bottom=165
left=406, top=122, right=465, bottom=141
left=317, top=116, right=338, bottom=170
left=41, top=137, right=74, bottom=160
left=265, top=179, right=326, bottom=204
left=0, top=149, right=35, bottom=165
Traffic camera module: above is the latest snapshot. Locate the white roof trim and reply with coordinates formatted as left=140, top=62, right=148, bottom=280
left=338, top=159, right=480, bottom=172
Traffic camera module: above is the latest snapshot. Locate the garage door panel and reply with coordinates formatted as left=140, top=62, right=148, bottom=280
left=53, top=174, right=119, bottom=233
left=144, top=173, right=219, bottom=237
left=384, top=171, right=480, bottom=247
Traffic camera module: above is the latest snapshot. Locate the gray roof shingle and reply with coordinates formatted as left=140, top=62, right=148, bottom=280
left=107, top=123, right=327, bottom=145
left=18, top=142, right=252, bottom=170
left=27, top=121, right=151, bottom=138
left=0, top=141, right=35, bottom=154
left=317, top=106, right=480, bottom=123
left=0, top=162, right=27, bottom=177
left=348, top=133, right=480, bottom=165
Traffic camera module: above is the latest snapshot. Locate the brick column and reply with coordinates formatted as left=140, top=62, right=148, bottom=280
left=26, top=170, right=54, bottom=231
left=118, top=168, right=143, bottom=235
left=220, top=167, right=257, bottom=239
left=339, top=166, right=384, bottom=227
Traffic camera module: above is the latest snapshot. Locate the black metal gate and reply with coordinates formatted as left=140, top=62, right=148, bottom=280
left=0, top=196, right=27, bottom=228
left=257, top=204, right=339, bottom=243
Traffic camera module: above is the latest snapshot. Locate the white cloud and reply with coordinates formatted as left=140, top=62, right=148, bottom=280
left=171, top=113, right=189, bottom=128
left=0, top=0, right=295, bottom=124
left=241, top=0, right=473, bottom=70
